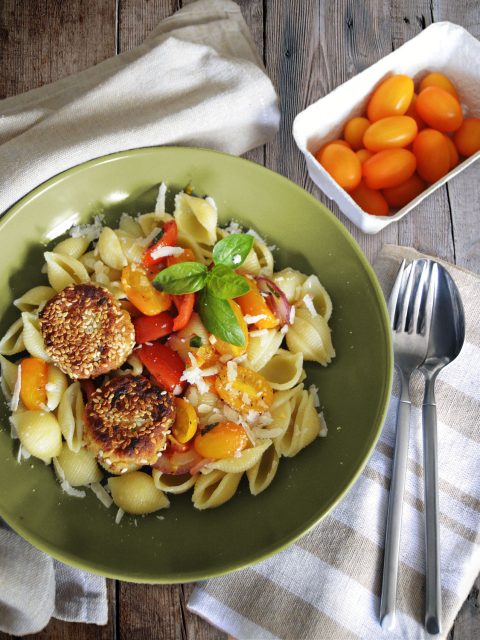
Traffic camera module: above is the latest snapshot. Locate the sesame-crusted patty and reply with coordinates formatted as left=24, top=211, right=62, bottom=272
left=39, top=283, right=135, bottom=379
left=84, top=374, right=175, bottom=474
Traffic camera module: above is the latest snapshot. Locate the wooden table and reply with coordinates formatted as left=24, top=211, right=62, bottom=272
left=1, top=1, right=479, bottom=638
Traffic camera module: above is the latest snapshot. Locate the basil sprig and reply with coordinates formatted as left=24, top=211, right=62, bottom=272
left=153, top=233, right=254, bottom=346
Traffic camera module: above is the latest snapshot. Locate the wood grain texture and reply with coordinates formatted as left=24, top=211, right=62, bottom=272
left=0, top=1, right=479, bottom=639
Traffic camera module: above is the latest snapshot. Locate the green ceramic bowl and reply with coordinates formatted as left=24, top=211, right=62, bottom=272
left=0, top=147, right=392, bottom=583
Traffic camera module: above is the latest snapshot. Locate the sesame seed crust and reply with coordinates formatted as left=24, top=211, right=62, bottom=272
left=84, top=374, right=175, bottom=474
left=39, top=283, right=135, bottom=379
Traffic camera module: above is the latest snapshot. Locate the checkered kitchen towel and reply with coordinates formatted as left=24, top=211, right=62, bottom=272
left=188, top=244, right=480, bottom=640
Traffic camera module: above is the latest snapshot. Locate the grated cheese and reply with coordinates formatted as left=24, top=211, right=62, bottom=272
left=303, top=294, right=318, bottom=317
left=208, top=335, right=217, bottom=345
left=150, top=245, right=184, bottom=260
left=180, top=352, right=218, bottom=395
left=244, top=314, right=267, bottom=324
left=226, top=360, right=237, bottom=383
left=9, top=416, right=18, bottom=439
left=70, top=215, right=104, bottom=241
left=249, top=329, right=268, bottom=338
left=232, top=254, right=242, bottom=265
left=318, top=411, right=328, bottom=437
left=289, top=305, right=296, bottom=324
left=309, top=384, right=320, bottom=408
left=155, top=182, right=167, bottom=213
left=61, top=480, right=86, bottom=498
left=115, top=508, right=125, bottom=525
left=10, top=364, right=22, bottom=412
left=90, top=483, right=113, bottom=508
left=280, top=324, right=289, bottom=335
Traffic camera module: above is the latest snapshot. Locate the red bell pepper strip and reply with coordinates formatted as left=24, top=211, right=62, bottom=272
left=142, top=220, right=178, bottom=267
left=138, top=342, right=185, bottom=392
left=172, top=293, right=195, bottom=332
left=133, top=311, right=174, bottom=344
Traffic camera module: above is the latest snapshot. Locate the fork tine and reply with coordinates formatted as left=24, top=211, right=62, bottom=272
left=388, top=260, right=406, bottom=328
left=398, top=260, right=418, bottom=332
left=411, top=260, right=430, bottom=333
left=423, top=262, right=438, bottom=341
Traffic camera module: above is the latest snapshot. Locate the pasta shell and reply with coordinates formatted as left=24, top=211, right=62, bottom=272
left=0, top=317, right=25, bottom=355
left=119, top=213, right=143, bottom=238
left=12, top=410, right=62, bottom=464
left=108, top=471, right=170, bottom=514
left=55, top=444, right=102, bottom=486
left=203, top=439, right=272, bottom=474
left=97, top=227, right=128, bottom=270
left=272, top=268, right=307, bottom=303
left=46, top=364, right=68, bottom=411
left=79, top=250, right=97, bottom=273
left=44, top=251, right=90, bottom=292
left=299, top=275, right=333, bottom=322
left=192, top=470, right=242, bottom=510
left=274, top=390, right=322, bottom=457
left=246, top=442, right=280, bottom=496
left=14, top=286, right=56, bottom=312
left=174, top=192, right=217, bottom=246
left=52, top=236, right=91, bottom=260
left=152, top=470, right=198, bottom=494
left=0, top=354, right=19, bottom=400
left=57, top=382, right=85, bottom=452
left=258, top=348, right=304, bottom=390
left=21, top=312, right=51, bottom=361
left=286, top=308, right=335, bottom=365
left=137, top=212, right=171, bottom=236
left=247, top=328, right=284, bottom=372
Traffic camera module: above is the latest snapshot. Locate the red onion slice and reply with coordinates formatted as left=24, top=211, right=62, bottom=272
left=256, top=276, right=292, bottom=325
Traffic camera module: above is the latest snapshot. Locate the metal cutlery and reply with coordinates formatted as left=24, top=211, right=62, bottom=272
left=380, top=259, right=437, bottom=631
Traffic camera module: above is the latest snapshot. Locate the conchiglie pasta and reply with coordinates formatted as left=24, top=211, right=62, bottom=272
left=0, top=355, right=19, bottom=400
left=272, top=268, right=307, bottom=303
left=14, top=286, right=56, bottom=313
left=57, top=382, right=85, bottom=452
left=176, top=231, right=209, bottom=264
left=113, top=231, right=145, bottom=265
left=286, top=308, right=335, bottom=366
left=0, top=317, right=25, bottom=355
left=299, top=275, right=333, bottom=322
left=202, top=439, right=272, bottom=474
left=246, top=328, right=284, bottom=372
left=241, top=239, right=274, bottom=277
left=53, top=236, right=91, bottom=260
left=97, top=227, right=128, bottom=270
left=108, top=471, right=170, bottom=514
left=174, top=192, right=217, bottom=246
left=270, top=382, right=304, bottom=412
left=79, top=250, right=97, bottom=273
left=258, top=348, right=303, bottom=390
left=274, top=389, right=321, bottom=457
left=137, top=212, right=171, bottom=236
left=192, top=470, right=242, bottom=510
left=122, top=353, right=143, bottom=377
left=46, top=365, right=68, bottom=411
left=246, top=442, right=280, bottom=495
left=152, top=470, right=198, bottom=494
left=21, top=312, right=51, bottom=361
left=44, top=251, right=90, bottom=292
left=55, top=444, right=102, bottom=486
left=119, top=213, right=143, bottom=238
left=12, top=410, right=62, bottom=463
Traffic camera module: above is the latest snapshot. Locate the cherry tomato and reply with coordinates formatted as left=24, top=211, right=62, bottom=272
left=314, top=140, right=350, bottom=160
left=453, top=118, right=480, bottom=157
left=367, top=75, right=414, bottom=122
left=318, top=143, right=361, bottom=192
left=419, top=72, right=458, bottom=99
left=194, top=422, right=249, bottom=460
left=405, top=94, right=425, bottom=131
left=121, top=263, right=171, bottom=316
left=172, top=397, right=198, bottom=444
left=362, top=149, right=416, bottom=190
left=416, top=86, right=463, bottom=133
left=350, top=181, right=389, bottom=216
left=383, top=173, right=426, bottom=209
left=444, top=136, right=459, bottom=169
left=343, top=117, right=371, bottom=150
left=20, top=357, right=48, bottom=410
left=356, top=149, right=374, bottom=164
left=412, top=129, right=451, bottom=184
left=363, top=116, right=417, bottom=152
left=215, top=365, right=273, bottom=414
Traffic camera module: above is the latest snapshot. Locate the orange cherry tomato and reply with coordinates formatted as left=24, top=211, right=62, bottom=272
left=343, top=117, right=371, bottom=150
left=121, top=263, right=171, bottom=316
left=20, top=357, right=48, bottom=410
left=416, top=86, right=463, bottom=133
left=419, top=72, right=458, bottom=99
left=405, top=94, right=425, bottom=131
left=235, top=276, right=279, bottom=330
left=314, top=140, right=350, bottom=160
left=383, top=173, right=426, bottom=209
left=356, top=149, right=374, bottom=164
left=362, top=149, right=416, bottom=190
left=453, top=118, right=480, bottom=157
left=350, top=181, right=389, bottom=216
left=363, top=116, right=417, bottom=152
left=444, top=136, right=459, bottom=170
left=194, top=421, right=249, bottom=460
left=318, top=143, right=361, bottom=192
left=215, top=365, right=273, bottom=414
left=172, top=397, right=198, bottom=444
left=412, top=129, right=451, bottom=184
left=367, top=75, right=414, bottom=122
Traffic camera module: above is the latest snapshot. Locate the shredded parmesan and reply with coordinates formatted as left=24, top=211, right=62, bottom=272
left=249, top=329, right=268, bottom=337
left=309, top=384, right=320, bottom=408
left=303, top=294, right=318, bottom=317
left=318, top=411, right=328, bottom=437
left=61, top=481, right=86, bottom=498
left=69, top=215, right=104, bottom=241
left=90, top=483, right=113, bottom=508
left=244, top=314, right=267, bottom=324
left=155, top=182, right=167, bottom=213
left=10, top=364, right=22, bottom=412
left=8, top=417, right=18, bottom=439
left=115, top=508, right=125, bottom=525
left=223, top=220, right=243, bottom=235
left=232, top=254, right=242, bottom=265
left=208, top=335, right=217, bottom=345
left=180, top=352, right=218, bottom=395
left=280, top=324, right=289, bottom=335
left=150, top=245, right=184, bottom=260
left=226, top=360, right=238, bottom=383
left=289, top=305, right=296, bottom=324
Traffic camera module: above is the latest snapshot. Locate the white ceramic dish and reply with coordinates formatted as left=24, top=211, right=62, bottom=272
left=293, top=22, right=480, bottom=234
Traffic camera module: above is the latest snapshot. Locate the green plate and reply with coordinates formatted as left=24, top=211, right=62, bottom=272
left=0, top=147, right=392, bottom=583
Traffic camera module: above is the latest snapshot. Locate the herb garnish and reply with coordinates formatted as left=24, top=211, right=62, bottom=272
left=189, top=335, right=202, bottom=348
left=153, top=234, right=254, bottom=346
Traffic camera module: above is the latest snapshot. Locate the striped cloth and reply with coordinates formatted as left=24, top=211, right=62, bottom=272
left=188, top=244, right=480, bottom=640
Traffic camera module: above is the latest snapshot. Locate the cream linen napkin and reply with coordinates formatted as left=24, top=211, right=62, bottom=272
left=0, top=0, right=279, bottom=216
left=0, top=0, right=279, bottom=634
left=188, top=245, right=480, bottom=640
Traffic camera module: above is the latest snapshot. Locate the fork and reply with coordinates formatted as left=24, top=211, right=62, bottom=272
left=379, top=259, right=436, bottom=631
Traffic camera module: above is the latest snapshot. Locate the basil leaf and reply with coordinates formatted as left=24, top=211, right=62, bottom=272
left=212, top=233, right=254, bottom=268
left=207, top=265, right=250, bottom=299
left=198, top=288, right=246, bottom=347
left=153, top=262, right=208, bottom=294
left=189, top=335, right=202, bottom=348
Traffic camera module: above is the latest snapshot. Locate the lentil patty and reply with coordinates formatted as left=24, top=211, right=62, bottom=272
left=39, top=283, right=135, bottom=379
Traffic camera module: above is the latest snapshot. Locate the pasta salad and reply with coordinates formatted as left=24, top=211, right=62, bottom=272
left=0, top=184, right=335, bottom=519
